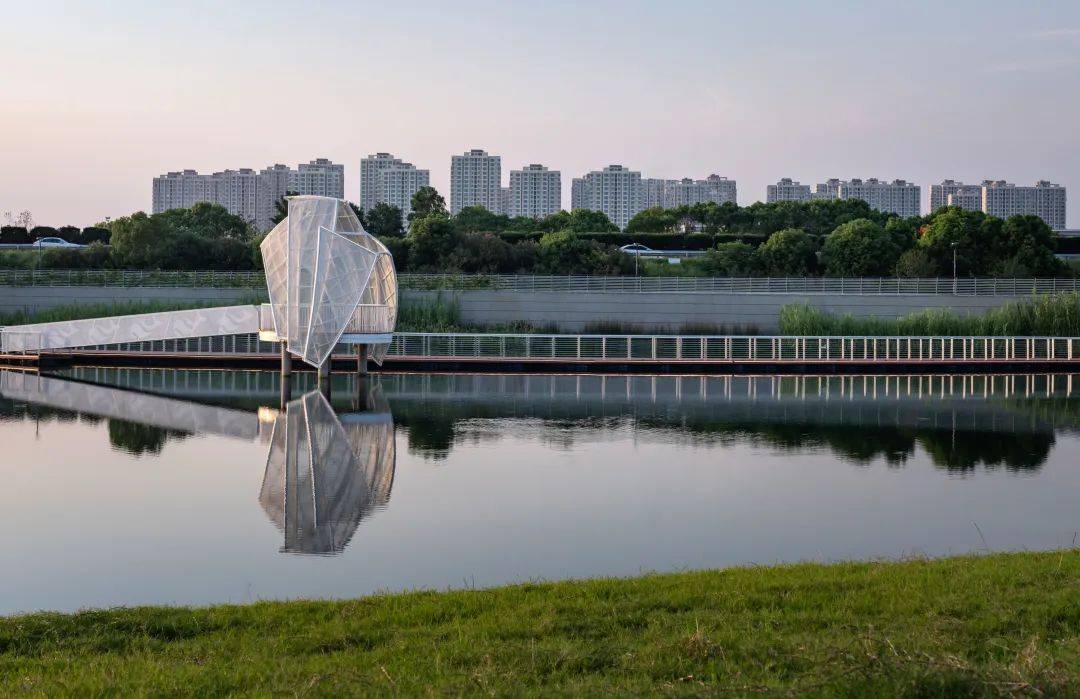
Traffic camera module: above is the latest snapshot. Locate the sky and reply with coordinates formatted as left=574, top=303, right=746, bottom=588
left=1, top=0, right=1079, bottom=228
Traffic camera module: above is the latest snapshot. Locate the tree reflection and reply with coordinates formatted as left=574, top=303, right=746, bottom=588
left=107, top=419, right=189, bottom=457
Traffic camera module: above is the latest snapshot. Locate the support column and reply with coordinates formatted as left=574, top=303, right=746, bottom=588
left=356, top=343, right=369, bottom=376
left=279, top=374, right=292, bottom=411
left=318, top=359, right=331, bottom=399
left=280, top=341, right=292, bottom=377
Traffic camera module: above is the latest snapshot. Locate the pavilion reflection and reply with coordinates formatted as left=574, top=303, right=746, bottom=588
left=259, top=387, right=395, bottom=555
left=0, top=370, right=396, bottom=556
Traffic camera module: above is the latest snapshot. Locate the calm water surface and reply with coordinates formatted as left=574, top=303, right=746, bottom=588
left=1, top=368, right=1078, bottom=614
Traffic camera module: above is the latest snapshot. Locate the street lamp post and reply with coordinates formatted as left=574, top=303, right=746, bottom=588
left=951, top=242, right=958, bottom=294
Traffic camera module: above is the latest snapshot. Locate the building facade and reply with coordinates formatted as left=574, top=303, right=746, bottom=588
left=575, top=165, right=644, bottom=230
left=981, top=180, right=1066, bottom=230
left=810, top=178, right=920, bottom=217
left=450, top=149, right=503, bottom=214
left=508, top=164, right=561, bottom=219
left=359, top=153, right=404, bottom=211
left=152, top=158, right=346, bottom=232
left=930, top=179, right=982, bottom=212
left=375, top=163, right=430, bottom=223
left=766, top=178, right=812, bottom=202
left=570, top=178, right=588, bottom=211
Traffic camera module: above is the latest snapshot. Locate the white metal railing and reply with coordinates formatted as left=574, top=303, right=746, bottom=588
left=58, top=332, right=1080, bottom=364
left=3, top=269, right=1080, bottom=295
left=385, top=334, right=1080, bottom=363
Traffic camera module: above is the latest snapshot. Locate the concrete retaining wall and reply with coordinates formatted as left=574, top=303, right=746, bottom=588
left=408, top=290, right=1025, bottom=332
left=1, top=285, right=1034, bottom=332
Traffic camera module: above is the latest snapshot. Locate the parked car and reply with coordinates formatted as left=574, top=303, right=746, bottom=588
left=32, top=237, right=85, bottom=248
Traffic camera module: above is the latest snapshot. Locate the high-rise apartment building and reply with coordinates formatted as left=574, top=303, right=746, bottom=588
left=930, top=179, right=982, bottom=212
left=947, top=190, right=982, bottom=211
left=450, top=149, right=502, bottom=214
left=375, top=163, right=430, bottom=223
left=508, top=164, right=561, bottom=219
left=981, top=180, right=1066, bottom=230
left=152, top=158, right=345, bottom=232
left=667, top=175, right=737, bottom=208
left=359, top=153, right=404, bottom=211
left=812, top=178, right=843, bottom=200
left=810, top=178, right=920, bottom=217
left=575, top=165, right=644, bottom=230
left=767, top=178, right=812, bottom=202
left=640, top=175, right=737, bottom=209
left=641, top=178, right=668, bottom=209
left=290, top=158, right=344, bottom=199
left=570, top=178, right=588, bottom=211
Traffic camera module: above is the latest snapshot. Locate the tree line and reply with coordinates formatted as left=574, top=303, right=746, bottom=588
left=1, top=190, right=1068, bottom=277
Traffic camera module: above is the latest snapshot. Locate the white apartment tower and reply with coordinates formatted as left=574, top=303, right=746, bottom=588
left=359, top=153, right=404, bottom=211
left=811, top=178, right=920, bottom=217
left=508, top=164, right=561, bottom=219
left=376, top=163, right=430, bottom=223
left=576, top=165, right=644, bottom=230
left=930, top=179, right=982, bottom=212
left=767, top=178, right=812, bottom=203
left=152, top=158, right=346, bottom=232
left=982, top=180, right=1066, bottom=230
left=570, top=178, right=588, bottom=211
left=290, top=158, right=344, bottom=199
left=669, top=175, right=736, bottom=207
left=450, top=149, right=503, bottom=214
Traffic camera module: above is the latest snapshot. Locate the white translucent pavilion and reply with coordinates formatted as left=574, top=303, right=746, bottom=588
left=259, top=196, right=397, bottom=369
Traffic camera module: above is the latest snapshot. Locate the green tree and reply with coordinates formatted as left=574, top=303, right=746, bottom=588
left=454, top=205, right=510, bottom=233
left=626, top=207, right=679, bottom=233
left=366, top=203, right=404, bottom=238
left=700, top=242, right=761, bottom=276
left=156, top=202, right=253, bottom=241
left=916, top=207, right=999, bottom=277
left=991, top=215, right=1063, bottom=277
left=270, top=191, right=299, bottom=226
left=759, top=228, right=819, bottom=276
left=79, top=226, right=111, bottom=245
left=406, top=214, right=459, bottom=270
left=408, top=186, right=447, bottom=223
left=821, top=218, right=908, bottom=277
left=348, top=202, right=368, bottom=229
left=109, top=212, right=170, bottom=267
left=566, top=209, right=619, bottom=233
left=894, top=248, right=939, bottom=278
left=535, top=231, right=632, bottom=275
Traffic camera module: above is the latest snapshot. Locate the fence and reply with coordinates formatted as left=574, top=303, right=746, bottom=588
left=2, top=269, right=1080, bottom=295
left=35, top=332, right=1080, bottom=364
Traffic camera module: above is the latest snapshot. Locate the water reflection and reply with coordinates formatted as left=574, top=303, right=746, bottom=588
left=14, top=369, right=1080, bottom=473
left=260, top=388, right=395, bottom=555
left=0, top=370, right=395, bottom=555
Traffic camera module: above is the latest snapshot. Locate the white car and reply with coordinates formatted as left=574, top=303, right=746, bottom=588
left=32, top=237, right=84, bottom=248
left=619, top=243, right=654, bottom=255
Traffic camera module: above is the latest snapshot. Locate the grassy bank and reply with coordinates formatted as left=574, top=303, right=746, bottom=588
left=0, top=551, right=1076, bottom=695
left=780, top=292, right=1080, bottom=336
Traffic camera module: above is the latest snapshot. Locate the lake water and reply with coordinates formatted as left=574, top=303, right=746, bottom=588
left=1, top=368, right=1078, bottom=615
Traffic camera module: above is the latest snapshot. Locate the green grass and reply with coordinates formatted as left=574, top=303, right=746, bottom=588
left=0, top=551, right=1076, bottom=696
left=780, top=292, right=1080, bottom=336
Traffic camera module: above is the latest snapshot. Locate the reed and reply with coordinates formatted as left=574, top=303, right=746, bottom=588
left=779, top=292, right=1080, bottom=336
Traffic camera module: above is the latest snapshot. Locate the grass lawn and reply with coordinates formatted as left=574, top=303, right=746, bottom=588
left=0, top=551, right=1077, bottom=696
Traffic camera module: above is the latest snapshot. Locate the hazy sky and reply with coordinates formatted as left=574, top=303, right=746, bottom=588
left=2, top=0, right=1078, bottom=227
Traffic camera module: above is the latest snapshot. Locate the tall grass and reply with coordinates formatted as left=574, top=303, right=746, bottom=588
left=779, top=292, right=1080, bottom=336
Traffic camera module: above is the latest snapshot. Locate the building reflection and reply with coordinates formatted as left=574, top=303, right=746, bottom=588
left=259, top=387, right=395, bottom=555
